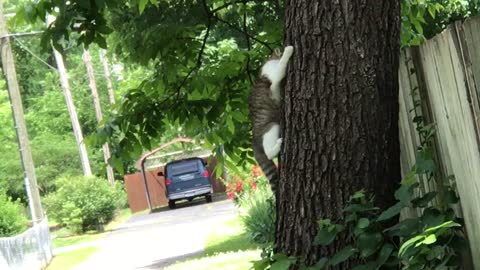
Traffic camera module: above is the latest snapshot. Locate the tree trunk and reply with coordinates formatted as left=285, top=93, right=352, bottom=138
left=277, top=0, right=401, bottom=267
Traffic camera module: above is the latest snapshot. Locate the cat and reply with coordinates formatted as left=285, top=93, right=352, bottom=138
left=248, top=45, right=293, bottom=194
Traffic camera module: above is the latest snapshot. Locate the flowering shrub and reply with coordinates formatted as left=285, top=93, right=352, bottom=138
left=226, top=164, right=271, bottom=202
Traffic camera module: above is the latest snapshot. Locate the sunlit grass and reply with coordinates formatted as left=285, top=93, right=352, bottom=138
left=46, top=208, right=132, bottom=269
left=51, top=208, right=132, bottom=248
left=164, top=217, right=261, bottom=270
left=46, top=247, right=99, bottom=270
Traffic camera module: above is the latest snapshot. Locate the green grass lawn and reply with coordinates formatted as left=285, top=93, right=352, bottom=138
left=164, top=218, right=262, bottom=270
left=47, top=208, right=132, bottom=269
left=51, top=208, right=132, bottom=248
left=46, top=247, right=99, bottom=270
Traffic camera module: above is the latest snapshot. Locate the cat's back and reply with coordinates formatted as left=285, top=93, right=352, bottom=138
left=248, top=75, right=281, bottom=132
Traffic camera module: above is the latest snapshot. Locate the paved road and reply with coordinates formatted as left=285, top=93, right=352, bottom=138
left=73, top=196, right=237, bottom=270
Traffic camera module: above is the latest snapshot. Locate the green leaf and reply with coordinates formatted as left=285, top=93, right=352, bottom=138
left=328, top=245, right=355, bottom=266
left=416, top=150, right=435, bottom=174
left=445, top=189, right=459, bottom=204
left=351, top=190, right=366, bottom=200
left=424, top=221, right=460, bottom=235
left=271, top=254, right=296, bottom=270
left=422, top=208, right=444, bottom=228
left=77, top=0, right=91, bottom=9
left=377, top=202, right=403, bottom=221
left=109, top=156, right=124, bottom=175
left=418, top=234, right=437, bottom=246
left=252, top=258, right=270, bottom=270
left=394, top=181, right=418, bottom=203
left=357, top=233, right=383, bottom=258
left=376, top=244, right=394, bottom=267
left=357, top=218, right=370, bottom=229
left=227, top=117, right=235, bottom=134
left=351, top=262, right=378, bottom=270
left=411, top=191, right=436, bottom=208
left=313, top=258, right=328, bottom=269
left=139, top=0, right=149, bottom=14
left=95, top=34, right=108, bottom=49
left=314, top=223, right=344, bottom=246
left=384, top=218, right=420, bottom=237
left=399, top=235, right=424, bottom=257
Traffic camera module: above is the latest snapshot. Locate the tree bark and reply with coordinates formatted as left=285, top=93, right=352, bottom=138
left=277, top=0, right=401, bottom=268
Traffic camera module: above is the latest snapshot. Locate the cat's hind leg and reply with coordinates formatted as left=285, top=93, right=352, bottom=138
left=262, top=124, right=282, bottom=160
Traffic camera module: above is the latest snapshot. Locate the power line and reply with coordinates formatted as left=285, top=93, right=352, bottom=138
left=11, top=36, right=56, bottom=70
left=0, top=30, right=44, bottom=38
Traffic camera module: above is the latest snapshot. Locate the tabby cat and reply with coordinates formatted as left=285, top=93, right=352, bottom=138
left=248, top=46, right=293, bottom=193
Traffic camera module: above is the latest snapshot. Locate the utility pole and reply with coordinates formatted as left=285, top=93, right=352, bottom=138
left=47, top=15, right=92, bottom=176
left=0, top=0, right=44, bottom=223
left=82, top=49, right=115, bottom=185
left=99, top=49, right=116, bottom=104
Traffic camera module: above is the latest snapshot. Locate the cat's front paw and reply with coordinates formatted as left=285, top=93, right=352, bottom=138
left=266, top=138, right=283, bottom=160
left=284, top=46, right=294, bottom=56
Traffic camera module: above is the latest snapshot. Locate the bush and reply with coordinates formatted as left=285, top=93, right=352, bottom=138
left=238, top=186, right=275, bottom=245
left=226, top=164, right=271, bottom=202
left=112, top=182, right=129, bottom=209
left=0, top=192, right=28, bottom=237
left=43, top=176, right=126, bottom=233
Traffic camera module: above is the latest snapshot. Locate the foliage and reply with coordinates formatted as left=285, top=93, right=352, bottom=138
left=254, top=178, right=466, bottom=270
left=238, top=186, right=275, bottom=245
left=0, top=23, right=130, bottom=199
left=401, top=0, right=480, bottom=47
left=43, top=176, right=126, bottom=233
left=0, top=192, right=28, bottom=237
left=12, top=0, right=480, bottom=177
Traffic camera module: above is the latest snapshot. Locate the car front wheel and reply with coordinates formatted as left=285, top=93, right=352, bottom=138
left=168, top=200, right=176, bottom=209
left=205, top=194, right=213, bottom=203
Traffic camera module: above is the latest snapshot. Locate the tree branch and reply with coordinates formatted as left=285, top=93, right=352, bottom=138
left=211, top=0, right=254, bottom=14
left=171, top=0, right=212, bottom=103
left=243, top=7, right=254, bottom=85
left=211, top=12, right=274, bottom=52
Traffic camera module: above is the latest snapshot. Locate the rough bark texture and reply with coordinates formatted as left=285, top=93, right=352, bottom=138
left=277, top=0, right=401, bottom=267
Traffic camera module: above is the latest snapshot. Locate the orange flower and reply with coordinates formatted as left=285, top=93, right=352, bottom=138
left=236, top=181, right=243, bottom=192
left=252, top=164, right=262, bottom=177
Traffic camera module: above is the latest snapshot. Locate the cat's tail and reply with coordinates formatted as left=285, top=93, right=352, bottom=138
left=254, top=149, right=279, bottom=195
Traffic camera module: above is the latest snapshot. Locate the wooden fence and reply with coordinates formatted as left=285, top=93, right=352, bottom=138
left=399, top=16, right=480, bottom=269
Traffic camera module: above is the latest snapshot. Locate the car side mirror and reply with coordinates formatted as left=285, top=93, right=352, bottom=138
left=157, top=171, right=164, bottom=177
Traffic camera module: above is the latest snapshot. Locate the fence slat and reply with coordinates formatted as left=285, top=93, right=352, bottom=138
left=399, top=17, right=480, bottom=269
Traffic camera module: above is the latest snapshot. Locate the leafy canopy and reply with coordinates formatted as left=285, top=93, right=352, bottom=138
left=14, top=0, right=480, bottom=171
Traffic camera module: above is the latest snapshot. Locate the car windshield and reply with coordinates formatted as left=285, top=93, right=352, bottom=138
left=167, top=160, right=199, bottom=177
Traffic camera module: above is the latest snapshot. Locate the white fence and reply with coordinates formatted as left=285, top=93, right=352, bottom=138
left=0, top=218, right=52, bottom=270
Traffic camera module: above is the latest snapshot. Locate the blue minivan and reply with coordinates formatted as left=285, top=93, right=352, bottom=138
left=159, top=157, right=213, bottom=209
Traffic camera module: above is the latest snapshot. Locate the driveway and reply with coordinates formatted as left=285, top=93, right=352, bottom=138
left=73, top=195, right=237, bottom=270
